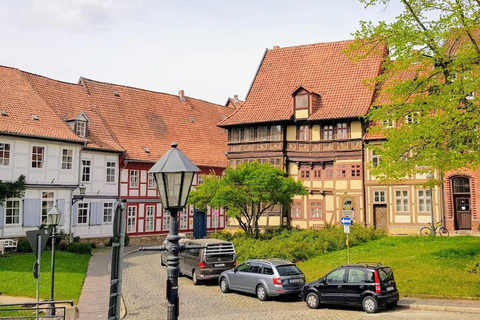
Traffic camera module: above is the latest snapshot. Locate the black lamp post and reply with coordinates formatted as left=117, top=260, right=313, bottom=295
left=47, top=206, right=62, bottom=315
left=426, top=173, right=436, bottom=236
left=149, top=142, right=199, bottom=320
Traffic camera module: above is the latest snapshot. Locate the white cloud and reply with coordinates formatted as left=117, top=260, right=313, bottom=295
left=18, top=0, right=135, bottom=33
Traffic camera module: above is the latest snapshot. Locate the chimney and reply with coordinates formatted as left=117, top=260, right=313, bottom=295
left=273, top=45, right=280, bottom=49
left=234, top=95, right=239, bottom=103
left=178, top=90, right=186, bottom=102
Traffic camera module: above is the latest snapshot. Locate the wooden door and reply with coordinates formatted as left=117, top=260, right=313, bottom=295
left=374, top=205, right=387, bottom=231
left=454, top=197, right=471, bottom=230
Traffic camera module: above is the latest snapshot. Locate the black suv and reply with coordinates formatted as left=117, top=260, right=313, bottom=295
left=301, top=263, right=399, bottom=313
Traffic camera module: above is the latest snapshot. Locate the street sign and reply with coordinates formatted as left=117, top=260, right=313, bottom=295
left=344, top=225, right=350, bottom=234
left=340, top=217, right=352, bottom=226
left=342, top=209, right=354, bottom=218
left=26, top=229, right=50, bottom=259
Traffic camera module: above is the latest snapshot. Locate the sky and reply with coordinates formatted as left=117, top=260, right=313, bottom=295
left=1, top=0, right=404, bottom=105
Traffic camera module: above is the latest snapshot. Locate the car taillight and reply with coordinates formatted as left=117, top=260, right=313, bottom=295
left=273, top=277, right=282, bottom=285
left=199, top=262, right=205, bottom=269
left=233, top=259, right=237, bottom=267
left=374, top=270, right=381, bottom=293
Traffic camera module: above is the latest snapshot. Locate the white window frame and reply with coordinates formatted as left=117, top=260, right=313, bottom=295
left=146, top=206, right=155, bottom=232
left=76, top=121, right=87, bottom=137
left=0, top=143, right=11, bottom=166
left=418, top=189, right=432, bottom=213
left=41, top=192, right=54, bottom=224
left=106, top=162, right=116, bottom=183
left=148, top=172, right=156, bottom=189
left=5, top=199, right=20, bottom=225
left=130, top=170, right=139, bottom=188
left=77, top=202, right=89, bottom=225
left=82, top=160, right=91, bottom=182
left=374, top=190, right=386, bottom=203
left=103, top=202, right=114, bottom=223
left=163, top=212, right=170, bottom=231
left=127, top=206, right=137, bottom=232
left=62, top=149, right=73, bottom=170
left=395, top=190, right=409, bottom=213
left=180, top=208, right=188, bottom=230
left=32, top=146, right=44, bottom=168
left=270, top=125, right=282, bottom=140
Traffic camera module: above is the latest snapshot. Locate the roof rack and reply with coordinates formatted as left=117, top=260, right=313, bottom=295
left=355, top=262, right=383, bottom=267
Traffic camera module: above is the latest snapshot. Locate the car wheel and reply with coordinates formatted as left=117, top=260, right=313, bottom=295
left=256, top=284, right=269, bottom=301
left=305, top=292, right=320, bottom=309
left=362, top=296, right=379, bottom=313
left=220, top=277, right=230, bottom=293
left=386, top=301, right=397, bottom=309
left=192, top=270, right=201, bottom=285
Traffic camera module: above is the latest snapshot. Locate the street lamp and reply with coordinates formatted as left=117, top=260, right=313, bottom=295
left=426, top=173, right=435, bottom=236
left=149, top=142, right=199, bottom=320
left=47, top=206, right=62, bottom=315
left=72, top=184, right=86, bottom=204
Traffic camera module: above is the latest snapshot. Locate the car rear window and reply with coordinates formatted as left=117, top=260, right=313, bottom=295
left=276, top=265, right=302, bottom=276
left=378, top=267, right=394, bottom=282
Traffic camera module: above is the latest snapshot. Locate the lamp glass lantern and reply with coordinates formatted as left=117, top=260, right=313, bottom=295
left=149, top=142, right=200, bottom=210
left=47, top=206, right=62, bottom=226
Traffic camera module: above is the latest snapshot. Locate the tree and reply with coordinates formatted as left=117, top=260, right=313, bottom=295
left=0, top=175, right=26, bottom=205
left=188, top=162, right=307, bottom=238
left=350, top=0, right=480, bottom=181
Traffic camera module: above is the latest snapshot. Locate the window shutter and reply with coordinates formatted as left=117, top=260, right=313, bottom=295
left=56, top=199, right=66, bottom=226
left=90, top=202, right=103, bottom=226
left=0, top=205, right=4, bottom=228
left=23, top=199, right=41, bottom=227
left=72, top=202, right=78, bottom=227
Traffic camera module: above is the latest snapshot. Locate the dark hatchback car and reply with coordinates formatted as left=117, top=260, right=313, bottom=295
left=302, top=263, right=399, bottom=313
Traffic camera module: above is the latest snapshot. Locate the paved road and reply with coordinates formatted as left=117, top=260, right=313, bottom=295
left=122, top=251, right=477, bottom=320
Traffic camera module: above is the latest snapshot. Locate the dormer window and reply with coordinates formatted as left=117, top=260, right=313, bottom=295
left=295, top=94, right=308, bottom=109
left=75, top=121, right=87, bottom=138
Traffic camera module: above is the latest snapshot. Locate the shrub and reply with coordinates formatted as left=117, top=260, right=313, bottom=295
left=16, top=239, right=33, bottom=253
left=73, top=236, right=81, bottom=243
left=57, top=240, right=68, bottom=251
left=66, top=242, right=92, bottom=255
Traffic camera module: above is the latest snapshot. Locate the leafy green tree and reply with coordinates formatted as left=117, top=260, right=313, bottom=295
left=188, top=162, right=307, bottom=238
left=0, top=174, right=26, bottom=205
left=350, top=0, right=480, bottom=181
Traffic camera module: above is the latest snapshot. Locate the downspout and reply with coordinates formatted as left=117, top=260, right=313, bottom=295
left=361, top=122, right=368, bottom=227
left=70, top=142, right=86, bottom=241
left=282, top=121, right=290, bottom=227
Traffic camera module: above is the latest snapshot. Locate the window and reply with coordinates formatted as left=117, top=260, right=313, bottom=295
left=312, top=164, right=322, bottom=179
left=323, top=125, right=333, bottom=140
left=418, top=189, right=432, bottom=213
left=336, top=165, right=347, bottom=178
left=163, top=211, right=170, bottom=231
left=374, top=190, right=386, bottom=202
left=0, top=143, right=10, bottom=166
left=262, top=266, right=274, bottom=275
left=146, top=206, right=155, bottom=231
left=295, top=94, right=308, bottom=109
left=244, top=127, right=255, bottom=142
left=127, top=206, right=137, bottom=232
left=337, top=123, right=348, bottom=139
left=326, top=269, right=345, bottom=283
left=406, top=113, right=419, bottom=124
left=453, top=177, right=470, bottom=193
left=77, top=203, right=89, bottom=225
left=257, top=126, right=268, bottom=141
left=198, top=174, right=204, bottom=185
left=372, top=150, right=381, bottom=167
left=310, top=201, right=323, bottom=218
left=5, top=200, right=20, bottom=225
left=32, top=146, right=44, bottom=168
left=148, top=172, right=156, bottom=189
left=350, top=164, right=361, bottom=178
left=41, top=192, right=54, bottom=224
left=103, top=203, right=114, bottom=223
left=290, top=201, right=302, bottom=219
left=230, top=128, right=241, bottom=143
left=348, top=269, right=365, bottom=283
left=270, top=158, right=281, bottom=169
left=180, top=208, right=188, bottom=230
left=106, top=162, right=116, bottom=183
left=82, top=160, right=91, bottom=182
left=299, top=164, right=310, bottom=179
left=382, top=119, right=395, bottom=128
left=324, top=163, right=334, bottom=179
left=130, top=170, right=139, bottom=188
left=76, top=121, right=87, bottom=137
left=270, top=125, right=282, bottom=140
left=62, top=149, right=73, bottom=170
left=395, top=190, right=409, bottom=213
left=298, top=125, right=310, bottom=141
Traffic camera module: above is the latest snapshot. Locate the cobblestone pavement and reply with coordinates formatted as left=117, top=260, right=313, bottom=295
left=122, top=251, right=477, bottom=320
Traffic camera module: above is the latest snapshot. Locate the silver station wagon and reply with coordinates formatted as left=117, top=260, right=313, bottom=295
left=218, top=258, right=305, bottom=301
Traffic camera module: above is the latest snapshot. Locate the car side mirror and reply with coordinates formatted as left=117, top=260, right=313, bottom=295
left=321, top=277, right=326, bottom=284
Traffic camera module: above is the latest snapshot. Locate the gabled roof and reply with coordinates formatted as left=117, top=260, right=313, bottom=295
left=0, top=66, right=86, bottom=144
left=22, top=71, right=124, bottom=152
left=219, top=40, right=386, bottom=127
left=81, top=79, right=234, bottom=167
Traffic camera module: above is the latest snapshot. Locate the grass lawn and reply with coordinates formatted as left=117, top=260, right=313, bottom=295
left=0, top=251, right=90, bottom=303
left=297, top=236, right=480, bottom=299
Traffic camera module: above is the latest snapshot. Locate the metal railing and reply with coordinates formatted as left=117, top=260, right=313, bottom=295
left=0, top=300, right=74, bottom=320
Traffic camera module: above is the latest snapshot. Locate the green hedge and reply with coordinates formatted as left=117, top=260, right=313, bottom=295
left=213, top=225, right=385, bottom=263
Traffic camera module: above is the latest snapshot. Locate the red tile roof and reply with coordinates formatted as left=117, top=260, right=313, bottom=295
left=219, top=40, right=386, bottom=126
left=81, top=79, right=234, bottom=167
left=0, top=66, right=85, bottom=143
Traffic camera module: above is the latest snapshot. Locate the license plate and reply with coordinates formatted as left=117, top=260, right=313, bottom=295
left=214, top=263, right=225, bottom=267
left=290, top=278, right=300, bottom=283
left=387, top=286, right=394, bottom=291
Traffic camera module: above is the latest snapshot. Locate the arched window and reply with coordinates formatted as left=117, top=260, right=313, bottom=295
left=452, top=177, right=470, bottom=194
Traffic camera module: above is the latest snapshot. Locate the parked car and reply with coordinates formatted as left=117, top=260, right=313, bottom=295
left=301, top=263, right=399, bottom=313
left=218, top=258, right=305, bottom=301
left=162, top=238, right=236, bottom=285
left=160, top=233, right=187, bottom=266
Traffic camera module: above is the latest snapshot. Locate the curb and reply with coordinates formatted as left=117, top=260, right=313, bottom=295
left=398, top=303, right=480, bottom=314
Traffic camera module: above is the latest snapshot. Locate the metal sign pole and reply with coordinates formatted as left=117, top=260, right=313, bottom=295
left=36, top=234, right=41, bottom=318
left=347, top=232, right=350, bottom=264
